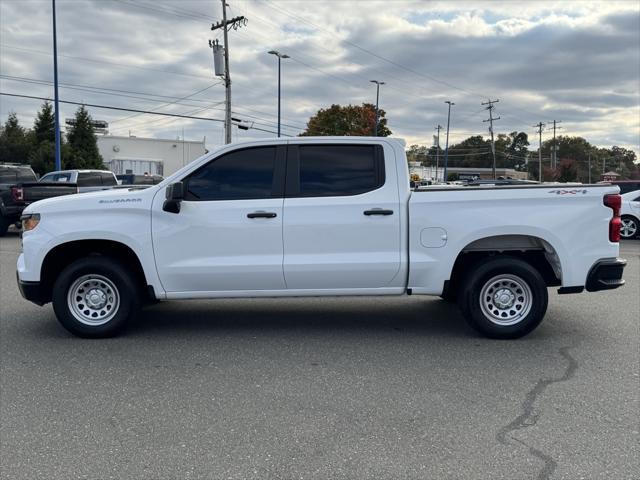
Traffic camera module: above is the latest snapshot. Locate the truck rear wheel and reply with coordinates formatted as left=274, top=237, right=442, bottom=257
left=459, top=257, right=548, bottom=339
left=52, top=257, right=139, bottom=338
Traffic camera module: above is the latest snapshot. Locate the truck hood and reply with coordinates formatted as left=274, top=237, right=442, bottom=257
left=23, top=186, right=158, bottom=214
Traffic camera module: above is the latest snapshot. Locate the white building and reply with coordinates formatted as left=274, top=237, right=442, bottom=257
left=97, top=135, right=207, bottom=177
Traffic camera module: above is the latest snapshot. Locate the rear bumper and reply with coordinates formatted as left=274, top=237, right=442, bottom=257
left=585, top=258, right=626, bottom=292
left=16, top=272, right=48, bottom=306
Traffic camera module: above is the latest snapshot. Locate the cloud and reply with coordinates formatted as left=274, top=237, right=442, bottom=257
left=0, top=0, right=638, bottom=157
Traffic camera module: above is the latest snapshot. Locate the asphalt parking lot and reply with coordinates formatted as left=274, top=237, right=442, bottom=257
left=0, top=231, right=638, bottom=480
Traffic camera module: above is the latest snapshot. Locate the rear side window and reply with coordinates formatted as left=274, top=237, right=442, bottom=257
left=77, top=172, right=102, bottom=187
left=100, top=172, right=117, bottom=186
left=185, top=147, right=277, bottom=201
left=17, top=168, right=37, bottom=182
left=295, top=145, right=384, bottom=197
left=0, top=167, right=36, bottom=183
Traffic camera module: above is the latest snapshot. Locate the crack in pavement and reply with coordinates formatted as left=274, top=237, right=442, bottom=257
left=496, top=346, right=579, bottom=480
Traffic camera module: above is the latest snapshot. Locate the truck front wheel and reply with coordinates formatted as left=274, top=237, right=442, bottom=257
left=52, top=257, right=140, bottom=338
left=459, top=257, right=548, bottom=339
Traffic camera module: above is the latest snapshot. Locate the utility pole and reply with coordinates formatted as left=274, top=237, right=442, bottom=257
left=534, top=122, right=545, bottom=182
left=548, top=120, right=562, bottom=169
left=211, top=2, right=247, bottom=144
left=52, top=0, right=61, bottom=170
left=370, top=80, right=385, bottom=136
left=435, top=124, right=443, bottom=182
left=588, top=154, right=591, bottom=183
left=443, top=101, right=454, bottom=182
left=482, top=99, right=500, bottom=179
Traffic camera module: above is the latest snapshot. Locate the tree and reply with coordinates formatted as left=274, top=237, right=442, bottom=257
left=445, top=135, right=489, bottom=168
left=497, top=131, right=529, bottom=170
left=65, top=106, right=104, bottom=169
left=406, top=144, right=428, bottom=164
left=33, top=101, right=55, bottom=145
left=28, top=102, right=58, bottom=175
left=0, top=113, right=30, bottom=163
left=556, top=158, right=578, bottom=182
left=301, top=103, right=391, bottom=137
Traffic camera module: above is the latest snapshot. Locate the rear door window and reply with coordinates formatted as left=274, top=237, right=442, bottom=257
left=288, top=144, right=384, bottom=197
left=77, top=172, right=102, bottom=187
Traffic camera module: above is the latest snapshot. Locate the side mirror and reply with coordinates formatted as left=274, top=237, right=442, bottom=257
left=163, top=182, right=184, bottom=213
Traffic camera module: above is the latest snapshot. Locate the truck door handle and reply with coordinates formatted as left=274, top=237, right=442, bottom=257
left=363, top=209, right=394, bottom=216
left=247, top=211, right=277, bottom=219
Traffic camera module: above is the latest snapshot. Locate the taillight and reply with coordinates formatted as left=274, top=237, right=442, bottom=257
left=604, top=194, right=621, bottom=242
left=10, top=186, right=24, bottom=202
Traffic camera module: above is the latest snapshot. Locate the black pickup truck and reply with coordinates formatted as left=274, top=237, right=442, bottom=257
left=0, top=164, right=77, bottom=236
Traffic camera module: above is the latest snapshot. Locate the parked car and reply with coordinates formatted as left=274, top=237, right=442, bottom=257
left=620, top=189, right=640, bottom=239
left=116, top=173, right=164, bottom=186
left=17, top=137, right=625, bottom=339
left=0, top=164, right=37, bottom=236
left=39, top=169, right=118, bottom=192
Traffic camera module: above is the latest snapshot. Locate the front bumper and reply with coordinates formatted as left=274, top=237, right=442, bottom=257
left=585, top=258, right=626, bottom=292
left=16, top=272, right=48, bottom=306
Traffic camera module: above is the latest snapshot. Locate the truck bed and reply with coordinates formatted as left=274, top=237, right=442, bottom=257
left=19, top=182, right=79, bottom=204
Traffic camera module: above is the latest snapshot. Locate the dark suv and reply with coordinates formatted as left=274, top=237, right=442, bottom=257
left=0, top=164, right=38, bottom=236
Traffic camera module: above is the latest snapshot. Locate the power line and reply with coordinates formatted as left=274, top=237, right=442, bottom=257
left=0, top=44, right=215, bottom=80
left=0, top=75, right=298, bottom=134
left=0, top=74, right=223, bottom=111
left=0, top=92, right=225, bottom=123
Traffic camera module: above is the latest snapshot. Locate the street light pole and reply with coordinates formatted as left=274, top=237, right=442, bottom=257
left=268, top=50, right=289, bottom=138
left=52, top=0, right=61, bottom=170
left=443, top=101, right=455, bottom=182
left=370, top=80, right=385, bottom=136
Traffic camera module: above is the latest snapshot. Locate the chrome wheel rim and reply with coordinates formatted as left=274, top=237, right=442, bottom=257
left=67, top=274, right=120, bottom=326
left=620, top=218, right=637, bottom=238
left=480, top=274, right=532, bottom=326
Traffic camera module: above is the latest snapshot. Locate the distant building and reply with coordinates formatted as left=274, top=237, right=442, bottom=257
left=447, top=167, right=528, bottom=181
left=601, top=171, right=620, bottom=182
left=97, top=135, right=207, bottom=176
left=408, top=164, right=528, bottom=182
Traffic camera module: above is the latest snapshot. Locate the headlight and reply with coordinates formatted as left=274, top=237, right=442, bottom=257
left=21, top=213, right=40, bottom=232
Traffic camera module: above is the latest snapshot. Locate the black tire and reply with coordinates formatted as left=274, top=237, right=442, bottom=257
left=620, top=215, right=639, bottom=239
left=52, top=256, right=140, bottom=338
left=459, top=257, right=548, bottom=339
left=439, top=290, right=457, bottom=303
left=0, top=216, right=9, bottom=237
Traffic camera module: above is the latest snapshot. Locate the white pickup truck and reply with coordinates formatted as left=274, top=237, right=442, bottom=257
left=17, top=137, right=626, bottom=339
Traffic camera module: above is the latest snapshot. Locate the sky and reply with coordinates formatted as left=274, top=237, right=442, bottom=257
left=0, top=0, right=639, bottom=157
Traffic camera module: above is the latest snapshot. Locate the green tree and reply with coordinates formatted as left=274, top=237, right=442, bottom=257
left=406, top=144, right=428, bottom=163
left=65, top=105, right=104, bottom=169
left=446, top=135, right=489, bottom=168
left=497, top=131, right=530, bottom=170
left=301, top=103, right=392, bottom=137
left=33, top=101, right=55, bottom=144
left=28, top=102, right=58, bottom=175
left=0, top=112, right=30, bottom=163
